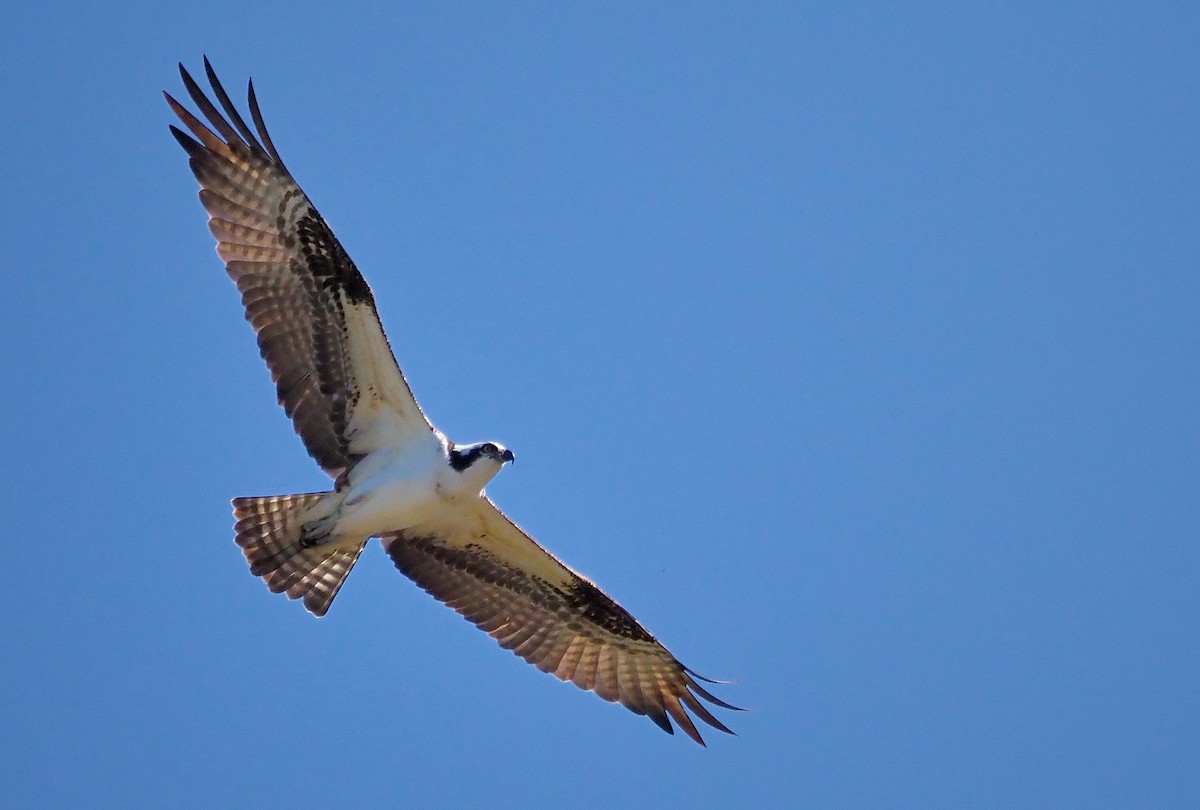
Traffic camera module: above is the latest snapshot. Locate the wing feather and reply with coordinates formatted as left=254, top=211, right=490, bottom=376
left=167, top=60, right=435, bottom=478
left=202, top=57, right=268, bottom=155
left=382, top=499, right=739, bottom=745
left=198, top=189, right=274, bottom=227
left=554, top=636, right=587, bottom=681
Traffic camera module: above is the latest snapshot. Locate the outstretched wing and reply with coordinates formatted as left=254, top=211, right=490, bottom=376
left=382, top=500, right=740, bottom=745
left=166, top=59, right=435, bottom=479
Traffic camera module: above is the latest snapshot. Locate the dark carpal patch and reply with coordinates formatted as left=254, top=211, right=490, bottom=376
left=564, top=578, right=655, bottom=642
left=295, top=209, right=374, bottom=304
left=389, top=532, right=654, bottom=642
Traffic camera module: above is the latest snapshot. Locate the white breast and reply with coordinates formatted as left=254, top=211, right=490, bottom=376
left=333, top=432, right=452, bottom=538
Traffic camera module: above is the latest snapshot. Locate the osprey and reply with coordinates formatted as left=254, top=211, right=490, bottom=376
left=166, top=59, right=738, bottom=745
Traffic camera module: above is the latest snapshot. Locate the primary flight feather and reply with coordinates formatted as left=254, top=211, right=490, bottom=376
left=166, top=58, right=739, bottom=745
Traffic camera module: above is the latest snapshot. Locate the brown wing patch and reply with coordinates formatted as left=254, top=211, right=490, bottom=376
left=381, top=501, right=740, bottom=745
left=166, top=58, right=434, bottom=476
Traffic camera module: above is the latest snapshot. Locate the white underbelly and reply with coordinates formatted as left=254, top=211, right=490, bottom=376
left=334, top=478, right=442, bottom=538
left=332, top=443, right=448, bottom=538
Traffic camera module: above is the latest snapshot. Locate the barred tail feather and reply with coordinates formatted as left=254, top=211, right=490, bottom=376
left=232, top=493, right=365, bottom=617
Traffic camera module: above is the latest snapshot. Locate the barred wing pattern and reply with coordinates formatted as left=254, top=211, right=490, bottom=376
left=382, top=500, right=740, bottom=745
left=165, top=59, right=434, bottom=479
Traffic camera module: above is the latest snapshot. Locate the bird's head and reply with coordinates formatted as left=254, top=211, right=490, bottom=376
left=446, top=441, right=515, bottom=493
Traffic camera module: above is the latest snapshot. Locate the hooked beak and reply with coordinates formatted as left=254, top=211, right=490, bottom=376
left=500, top=448, right=515, bottom=464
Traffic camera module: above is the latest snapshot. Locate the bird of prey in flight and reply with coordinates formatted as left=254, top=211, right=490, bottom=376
left=165, top=58, right=739, bottom=745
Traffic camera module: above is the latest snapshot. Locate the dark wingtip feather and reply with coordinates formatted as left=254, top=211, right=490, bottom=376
left=664, top=696, right=706, bottom=745
left=247, top=77, right=286, bottom=168
left=202, top=56, right=263, bottom=152
left=682, top=664, right=738, bottom=686
left=168, top=124, right=204, bottom=157
left=177, top=59, right=246, bottom=147
left=646, top=708, right=675, bottom=736
left=177, top=61, right=200, bottom=99
left=680, top=690, right=736, bottom=737
left=687, top=679, right=745, bottom=713
left=164, top=81, right=227, bottom=154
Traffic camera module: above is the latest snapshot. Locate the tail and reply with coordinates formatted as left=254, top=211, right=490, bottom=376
left=232, top=493, right=365, bottom=617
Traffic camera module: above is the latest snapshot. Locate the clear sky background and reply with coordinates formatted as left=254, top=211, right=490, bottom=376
left=2, top=3, right=1197, bottom=807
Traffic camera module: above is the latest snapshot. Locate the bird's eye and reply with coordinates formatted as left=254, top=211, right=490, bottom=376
left=481, top=443, right=497, bottom=455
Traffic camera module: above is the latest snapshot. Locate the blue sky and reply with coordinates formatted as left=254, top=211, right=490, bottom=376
left=2, top=2, right=1197, bottom=807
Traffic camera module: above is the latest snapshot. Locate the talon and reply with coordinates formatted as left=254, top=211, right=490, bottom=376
left=299, top=517, right=335, bottom=549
